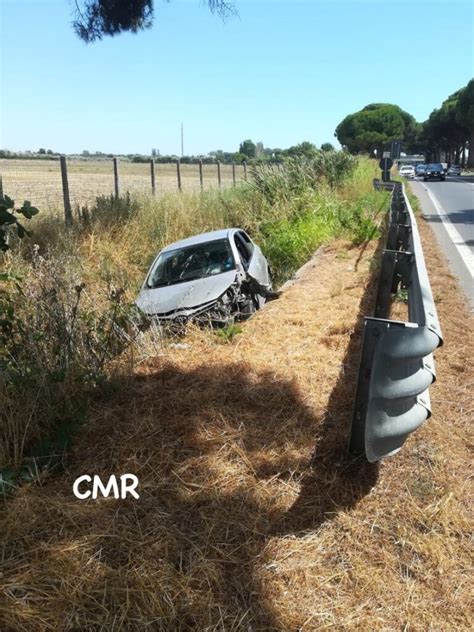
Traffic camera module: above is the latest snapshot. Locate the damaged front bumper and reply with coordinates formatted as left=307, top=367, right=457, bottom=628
left=139, top=277, right=277, bottom=329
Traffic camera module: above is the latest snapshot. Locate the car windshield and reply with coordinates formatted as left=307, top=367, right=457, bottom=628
left=416, top=165, right=425, bottom=169
left=427, top=164, right=443, bottom=169
left=147, top=238, right=236, bottom=288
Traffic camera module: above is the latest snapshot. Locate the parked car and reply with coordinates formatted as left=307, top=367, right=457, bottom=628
left=415, top=164, right=427, bottom=178
left=447, top=165, right=462, bottom=176
left=423, top=164, right=445, bottom=181
left=399, top=165, right=415, bottom=179
left=136, top=228, right=276, bottom=326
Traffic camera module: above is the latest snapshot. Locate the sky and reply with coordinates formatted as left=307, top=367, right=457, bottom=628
left=1, top=0, right=473, bottom=156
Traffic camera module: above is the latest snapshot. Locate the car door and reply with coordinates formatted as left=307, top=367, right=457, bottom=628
left=237, top=231, right=271, bottom=287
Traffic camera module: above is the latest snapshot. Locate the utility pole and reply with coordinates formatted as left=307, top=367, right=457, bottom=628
left=181, top=122, right=184, bottom=158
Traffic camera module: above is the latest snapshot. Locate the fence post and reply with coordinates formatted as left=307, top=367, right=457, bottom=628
left=113, top=158, right=120, bottom=199
left=232, top=162, right=236, bottom=186
left=243, top=161, right=247, bottom=181
left=150, top=159, right=156, bottom=196
left=176, top=159, right=182, bottom=192
left=0, top=174, right=3, bottom=198
left=217, top=160, right=221, bottom=188
left=199, top=159, right=203, bottom=192
left=60, top=155, right=73, bottom=226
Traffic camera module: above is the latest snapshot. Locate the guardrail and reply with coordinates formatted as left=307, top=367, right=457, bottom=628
left=349, top=180, right=443, bottom=462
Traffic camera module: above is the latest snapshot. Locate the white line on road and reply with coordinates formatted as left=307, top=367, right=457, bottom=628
left=421, top=183, right=474, bottom=279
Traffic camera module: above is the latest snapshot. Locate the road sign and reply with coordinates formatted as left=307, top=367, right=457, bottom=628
left=383, top=151, right=391, bottom=158
left=390, top=141, right=402, bottom=159
left=379, top=157, right=393, bottom=171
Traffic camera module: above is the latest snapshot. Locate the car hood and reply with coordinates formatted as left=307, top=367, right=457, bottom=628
left=136, top=270, right=237, bottom=315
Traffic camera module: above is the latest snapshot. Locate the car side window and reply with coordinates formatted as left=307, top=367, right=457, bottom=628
left=234, top=233, right=251, bottom=268
left=238, top=231, right=255, bottom=255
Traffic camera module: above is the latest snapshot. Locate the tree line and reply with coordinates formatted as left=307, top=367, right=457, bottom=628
left=335, top=79, right=473, bottom=167
left=0, top=141, right=336, bottom=165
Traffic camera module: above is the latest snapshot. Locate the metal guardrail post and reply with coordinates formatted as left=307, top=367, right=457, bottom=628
left=349, top=180, right=443, bottom=462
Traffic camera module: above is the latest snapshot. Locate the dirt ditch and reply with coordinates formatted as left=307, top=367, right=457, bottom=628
left=0, top=225, right=472, bottom=631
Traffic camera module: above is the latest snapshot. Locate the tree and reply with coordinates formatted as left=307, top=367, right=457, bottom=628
left=421, top=87, right=470, bottom=164
left=284, top=141, right=318, bottom=159
left=232, top=152, right=247, bottom=164
left=321, top=142, right=335, bottom=152
left=255, top=142, right=264, bottom=158
left=239, top=139, right=256, bottom=159
left=73, top=0, right=236, bottom=43
left=38, top=148, right=46, bottom=154
left=456, top=79, right=474, bottom=168
left=335, top=104, right=418, bottom=157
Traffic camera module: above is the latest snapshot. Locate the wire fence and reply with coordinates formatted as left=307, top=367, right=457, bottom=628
left=0, top=158, right=248, bottom=221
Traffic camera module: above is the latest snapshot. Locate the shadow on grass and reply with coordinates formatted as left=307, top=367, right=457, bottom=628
left=0, top=241, right=383, bottom=631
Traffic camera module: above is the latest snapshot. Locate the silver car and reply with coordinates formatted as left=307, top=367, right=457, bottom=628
left=447, top=165, right=462, bottom=176
left=136, top=228, right=275, bottom=326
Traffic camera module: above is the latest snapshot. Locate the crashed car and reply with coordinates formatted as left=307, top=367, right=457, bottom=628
left=136, top=228, right=276, bottom=326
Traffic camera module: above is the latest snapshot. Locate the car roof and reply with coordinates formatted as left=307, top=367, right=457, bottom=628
left=160, top=228, right=241, bottom=253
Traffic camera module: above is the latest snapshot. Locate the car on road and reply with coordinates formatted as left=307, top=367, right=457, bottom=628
left=399, top=165, right=415, bottom=179
left=423, top=164, right=445, bottom=181
left=136, top=228, right=276, bottom=327
left=447, top=165, right=462, bottom=176
left=415, top=164, right=427, bottom=178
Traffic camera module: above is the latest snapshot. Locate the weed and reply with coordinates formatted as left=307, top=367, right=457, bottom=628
left=215, top=324, right=243, bottom=343
left=394, top=288, right=409, bottom=303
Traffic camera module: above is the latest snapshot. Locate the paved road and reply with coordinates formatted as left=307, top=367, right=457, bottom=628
left=409, top=175, right=474, bottom=311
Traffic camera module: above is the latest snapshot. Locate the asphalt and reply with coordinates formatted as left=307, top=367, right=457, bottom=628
left=409, top=175, right=474, bottom=310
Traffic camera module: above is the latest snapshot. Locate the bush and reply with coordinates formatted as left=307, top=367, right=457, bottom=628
left=76, top=192, right=140, bottom=228
left=0, top=250, right=146, bottom=468
left=0, top=195, right=39, bottom=252
left=249, top=151, right=357, bottom=204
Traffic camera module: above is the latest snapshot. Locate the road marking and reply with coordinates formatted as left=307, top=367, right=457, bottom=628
left=421, top=183, right=474, bottom=278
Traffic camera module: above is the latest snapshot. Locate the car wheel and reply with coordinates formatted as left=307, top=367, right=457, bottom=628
left=423, top=177, right=427, bottom=181
left=238, top=295, right=258, bottom=320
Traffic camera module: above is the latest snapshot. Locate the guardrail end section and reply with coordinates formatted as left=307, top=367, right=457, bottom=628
left=349, top=320, right=439, bottom=463
left=349, top=318, right=391, bottom=458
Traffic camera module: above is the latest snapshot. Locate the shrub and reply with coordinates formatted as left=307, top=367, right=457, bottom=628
left=0, top=250, right=147, bottom=468
left=76, top=192, right=140, bottom=228
left=249, top=151, right=357, bottom=204
left=0, top=195, right=39, bottom=252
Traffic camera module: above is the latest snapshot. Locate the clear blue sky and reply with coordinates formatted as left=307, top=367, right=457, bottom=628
left=1, top=0, right=472, bottom=155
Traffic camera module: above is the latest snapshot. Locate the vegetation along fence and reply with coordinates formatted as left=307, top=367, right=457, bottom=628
left=0, top=157, right=248, bottom=222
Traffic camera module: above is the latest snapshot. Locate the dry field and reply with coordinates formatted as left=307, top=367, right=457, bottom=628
left=0, top=159, right=244, bottom=217
left=0, top=213, right=472, bottom=630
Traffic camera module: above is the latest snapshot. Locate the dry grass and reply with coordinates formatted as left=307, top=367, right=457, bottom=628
left=0, top=209, right=472, bottom=631
left=0, top=159, right=244, bottom=215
